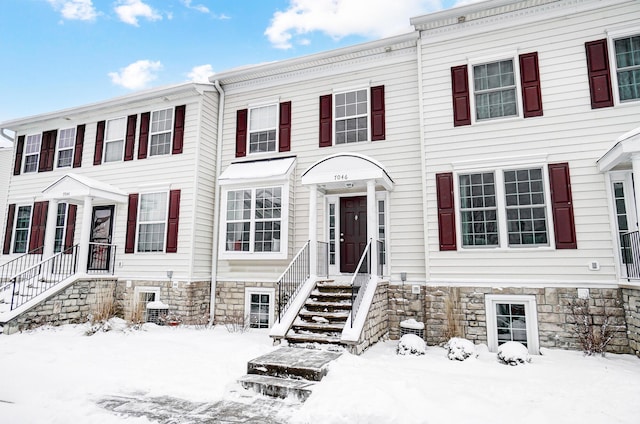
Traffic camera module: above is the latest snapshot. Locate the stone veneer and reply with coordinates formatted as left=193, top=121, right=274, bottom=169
left=621, top=285, right=640, bottom=356
left=347, top=281, right=389, bottom=355
left=388, top=284, right=632, bottom=355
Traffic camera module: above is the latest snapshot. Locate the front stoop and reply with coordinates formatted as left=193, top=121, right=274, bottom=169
left=238, top=347, right=342, bottom=401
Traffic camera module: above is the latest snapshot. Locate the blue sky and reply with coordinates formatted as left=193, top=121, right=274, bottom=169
left=0, top=0, right=465, bottom=123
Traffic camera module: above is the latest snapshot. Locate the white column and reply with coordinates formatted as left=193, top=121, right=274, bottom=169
left=41, top=200, right=58, bottom=259
left=77, top=196, right=93, bottom=274
left=309, top=184, right=318, bottom=277
left=367, top=180, right=377, bottom=276
left=632, top=155, right=640, bottom=228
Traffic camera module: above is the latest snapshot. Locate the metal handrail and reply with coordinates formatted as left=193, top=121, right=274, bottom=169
left=276, top=240, right=310, bottom=322
left=1, top=245, right=79, bottom=311
left=0, top=247, right=44, bottom=285
left=87, top=242, right=118, bottom=275
left=350, top=239, right=372, bottom=328
left=621, top=231, right=640, bottom=280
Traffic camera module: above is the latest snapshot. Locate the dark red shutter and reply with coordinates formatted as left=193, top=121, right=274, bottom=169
left=436, top=173, right=457, bottom=251
left=64, top=204, right=77, bottom=253
left=28, top=201, right=48, bottom=254
left=549, top=163, right=577, bottom=249
left=3, top=204, right=15, bottom=254
left=94, top=120, right=105, bottom=165
left=519, top=52, right=543, bottom=118
left=13, top=135, right=25, bottom=175
left=166, top=190, right=181, bottom=253
left=73, top=124, right=85, bottom=168
left=371, top=85, right=386, bottom=141
left=172, top=105, right=186, bottom=155
left=585, top=39, right=614, bottom=109
left=279, top=101, right=292, bottom=152
left=451, top=65, right=471, bottom=126
left=124, top=114, right=137, bottom=161
left=38, top=129, right=57, bottom=172
left=125, top=194, right=138, bottom=254
left=236, top=109, right=248, bottom=158
left=138, top=112, right=150, bottom=159
left=319, top=94, right=332, bottom=147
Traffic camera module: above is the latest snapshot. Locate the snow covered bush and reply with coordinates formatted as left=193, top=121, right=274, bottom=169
left=445, top=337, right=476, bottom=361
left=397, top=334, right=426, bottom=356
left=497, top=341, right=531, bottom=366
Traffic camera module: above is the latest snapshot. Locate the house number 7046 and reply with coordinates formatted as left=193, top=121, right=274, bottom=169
left=334, top=174, right=348, bottom=180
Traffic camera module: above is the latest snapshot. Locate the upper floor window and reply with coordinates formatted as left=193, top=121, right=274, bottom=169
left=614, top=34, right=640, bottom=102
left=13, top=205, right=32, bottom=253
left=137, top=192, right=168, bottom=253
left=56, top=128, right=76, bottom=168
left=473, top=60, right=517, bottom=120
left=104, top=117, right=126, bottom=163
left=249, top=104, right=278, bottom=153
left=150, top=108, right=173, bottom=156
left=335, top=89, right=368, bottom=144
left=23, top=134, right=41, bottom=173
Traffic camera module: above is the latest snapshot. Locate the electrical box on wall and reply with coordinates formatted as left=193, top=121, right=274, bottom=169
left=412, top=285, right=420, bottom=294
left=577, top=288, right=590, bottom=299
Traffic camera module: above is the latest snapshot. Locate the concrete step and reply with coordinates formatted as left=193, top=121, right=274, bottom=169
left=247, top=347, right=342, bottom=381
left=238, top=374, right=315, bottom=401
left=304, top=300, right=352, bottom=310
left=316, top=282, right=352, bottom=292
left=310, top=289, right=352, bottom=300
left=292, top=320, right=345, bottom=332
left=298, top=309, right=349, bottom=322
left=286, top=331, right=343, bottom=345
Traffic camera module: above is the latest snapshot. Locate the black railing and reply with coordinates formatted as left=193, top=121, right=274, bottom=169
left=0, top=245, right=79, bottom=312
left=621, top=231, right=640, bottom=280
left=0, top=247, right=44, bottom=286
left=317, top=241, right=329, bottom=278
left=351, top=239, right=372, bottom=328
left=276, top=241, right=310, bottom=322
left=87, top=242, right=117, bottom=274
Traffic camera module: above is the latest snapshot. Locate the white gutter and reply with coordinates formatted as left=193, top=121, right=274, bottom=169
left=209, top=79, right=225, bottom=324
left=0, top=128, right=14, bottom=144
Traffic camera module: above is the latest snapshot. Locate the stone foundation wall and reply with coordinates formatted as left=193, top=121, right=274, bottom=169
left=214, top=280, right=277, bottom=325
left=388, top=284, right=631, bottom=354
left=2, top=278, right=117, bottom=334
left=116, top=280, right=210, bottom=325
left=349, top=281, right=389, bottom=355
left=621, top=285, right=640, bottom=357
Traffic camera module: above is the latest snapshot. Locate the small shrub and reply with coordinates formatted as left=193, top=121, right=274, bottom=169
left=569, top=298, right=618, bottom=357
left=397, top=334, right=426, bottom=356
left=224, top=311, right=250, bottom=333
left=497, top=341, right=530, bottom=366
left=158, top=311, right=182, bottom=327
left=445, top=337, right=476, bottom=361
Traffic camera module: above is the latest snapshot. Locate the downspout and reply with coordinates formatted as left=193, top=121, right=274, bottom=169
left=210, top=79, right=225, bottom=324
left=416, top=33, right=431, bottom=285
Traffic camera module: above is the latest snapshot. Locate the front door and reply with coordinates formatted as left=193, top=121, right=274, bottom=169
left=340, top=196, right=367, bottom=273
left=88, top=205, right=115, bottom=271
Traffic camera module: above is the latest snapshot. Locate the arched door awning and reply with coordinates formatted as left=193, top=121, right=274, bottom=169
left=301, top=153, right=393, bottom=191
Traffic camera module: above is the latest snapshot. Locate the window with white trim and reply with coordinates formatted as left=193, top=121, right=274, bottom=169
left=137, top=192, right=168, bottom=252
left=104, top=117, right=126, bottom=163
left=329, top=203, right=336, bottom=265
left=13, top=205, right=32, bottom=253
left=249, top=104, right=277, bottom=154
left=245, top=288, right=275, bottom=329
left=486, top=295, right=539, bottom=354
left=458, top=167, right=549, bottom=248
left=613, top=34, right=640, bottom=102
left=23, top=134, right=42, bottom=173
left=54, top=203, right=68, bottom=253
left=473, top=59, right=517, bottom=120
left=225, top=187, right=282, bottom=253
left=378, top=199, right=386, bottom=265
left=335, top=89, right=368, bottom=144
left=56, top=128, right=76, bottom=168
left=150, top=108, right=173, bottom=156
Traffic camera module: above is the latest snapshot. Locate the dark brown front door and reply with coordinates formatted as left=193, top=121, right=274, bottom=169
left=340, top=196, right=367, bottom=273
left=88, top=205, right=114, bottom=271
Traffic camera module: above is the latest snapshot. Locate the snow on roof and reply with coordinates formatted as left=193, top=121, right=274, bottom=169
left=219, top=156, right=296, bottom=184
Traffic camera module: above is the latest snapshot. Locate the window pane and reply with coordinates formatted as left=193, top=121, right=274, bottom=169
left=459, top=172, right=498, bottom=246
left=504, top=168, right=548, bottom=246
left=106, top=118, right=126, bottom=140
left=139, top=193, right=168, bottom=221
left=335, top=89, right=368, bottom=144
left=13, top=206, right=32, bottom=253
left=615, top=35, right=640, bottom=101
left=474, top=59, right=517, bottom=120
left=104, top=140, right=123, bottom=162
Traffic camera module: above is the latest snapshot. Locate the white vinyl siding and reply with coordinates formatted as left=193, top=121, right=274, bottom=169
left=23, top=134, right=41, bottom=173
left=104, top=117, right=126, bottom=163
left=56, top=128, right=76, bottom=168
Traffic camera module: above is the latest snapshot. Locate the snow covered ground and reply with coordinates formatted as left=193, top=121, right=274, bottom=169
left=0, top=322, right=639, bottom=423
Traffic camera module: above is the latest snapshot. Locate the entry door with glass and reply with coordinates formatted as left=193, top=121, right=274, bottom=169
left=339, top=196, right=367, bottom=274
left=88, top=205, right=115, bottom=271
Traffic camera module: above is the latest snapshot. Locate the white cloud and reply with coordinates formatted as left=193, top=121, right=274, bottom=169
left=187, top=64, right=215, bottom=83
left=265, top=0, right=441, bottom=49
left=114, top=0, right=162, bottom=26
left=47, top=0, right=98, bottom=21
left=108, top=60, right=162, bottom=90
left=181, top=0, right=210, bottom=14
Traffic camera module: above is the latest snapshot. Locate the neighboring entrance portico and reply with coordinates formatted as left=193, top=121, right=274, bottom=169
left=301, top=153, right=393, bottom=277
left=41, top=173, right=128, bottom=273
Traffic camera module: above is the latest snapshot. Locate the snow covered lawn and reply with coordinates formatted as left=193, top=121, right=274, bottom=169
left=0, top=323, right=639, bottom=423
